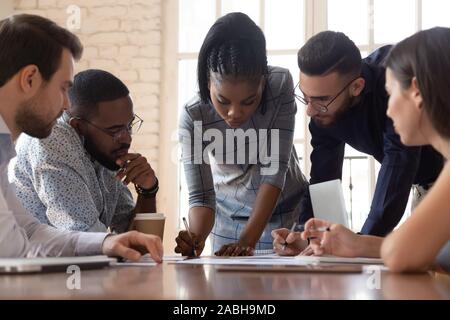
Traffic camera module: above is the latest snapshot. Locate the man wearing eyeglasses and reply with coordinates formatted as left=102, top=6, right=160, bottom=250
left=295, top=31, right=443, bottom=237
left=11, top=69, right=158, bottom=233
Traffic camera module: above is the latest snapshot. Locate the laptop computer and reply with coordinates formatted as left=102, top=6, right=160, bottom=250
left=0, top=255, right=117, bottom=274
left=309, top=179, right=349, bottom=228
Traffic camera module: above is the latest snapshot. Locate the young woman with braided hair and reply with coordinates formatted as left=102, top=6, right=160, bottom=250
left=174, top=12, right=312, bottom=256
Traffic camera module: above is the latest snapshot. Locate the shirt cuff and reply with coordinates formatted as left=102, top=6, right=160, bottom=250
left=260, top=172, right=287, bottom=190
left=188, top=203, right=216, bottom=211
left=75, top=232, right=108, bottom=256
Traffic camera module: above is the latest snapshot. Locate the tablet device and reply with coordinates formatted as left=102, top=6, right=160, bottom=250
left=309, top=179, right=349, bottom=227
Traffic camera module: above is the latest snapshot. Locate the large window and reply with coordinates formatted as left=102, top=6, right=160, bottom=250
left=173, top=0, right=450, bottom=236
left=327, top=0, right=450, bottom=230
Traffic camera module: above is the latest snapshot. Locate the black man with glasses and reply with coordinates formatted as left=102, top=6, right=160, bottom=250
left=11, top=69, right=159, bottom=233
left=296, top=31, right=443, bottom=237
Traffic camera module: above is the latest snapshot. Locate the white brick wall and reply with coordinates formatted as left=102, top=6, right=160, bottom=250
left=13, top=0, right=162, bottom=173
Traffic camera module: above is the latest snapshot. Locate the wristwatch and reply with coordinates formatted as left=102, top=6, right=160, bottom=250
left=135, top=177, right=159, bottom=198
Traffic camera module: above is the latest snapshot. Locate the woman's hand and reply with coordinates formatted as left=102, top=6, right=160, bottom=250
left=215, top=242, right=254, bottom=256
left=301, top=218, right=362, bottom=257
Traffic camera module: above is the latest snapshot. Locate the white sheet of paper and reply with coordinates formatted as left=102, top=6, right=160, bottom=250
left=309, top=179, right=349, bottom=227
left=112, top=261, right=158, bottom=267
left=295, top=255, right=383, bottom=265
left=175, top=255, right=311, bottom=266
left=162, top=255, right=188, bottom=262
left=173, top=253, right=383, bottom=266
left=111, top=254, right=186, bottom=267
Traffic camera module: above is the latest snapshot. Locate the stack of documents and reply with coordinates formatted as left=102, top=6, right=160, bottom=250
left=111, top=253, right=384, bottom=273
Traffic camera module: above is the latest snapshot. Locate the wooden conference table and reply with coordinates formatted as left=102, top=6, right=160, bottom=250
left=0, top=261, right=449, bottom=300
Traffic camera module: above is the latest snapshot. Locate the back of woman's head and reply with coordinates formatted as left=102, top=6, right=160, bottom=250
left=197, top=12, right=268, bottom=103
left=386, top=27, right=450, bottom=139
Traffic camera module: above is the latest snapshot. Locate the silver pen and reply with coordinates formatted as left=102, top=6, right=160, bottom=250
left=282, top=223, right=330, bottom=250
left=182, top=217, right=198, bottom=257
left=282, top=222, right=297, bottom=251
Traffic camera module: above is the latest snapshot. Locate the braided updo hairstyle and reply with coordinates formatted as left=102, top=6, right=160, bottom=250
left=197, top=12, right=268, bottom=104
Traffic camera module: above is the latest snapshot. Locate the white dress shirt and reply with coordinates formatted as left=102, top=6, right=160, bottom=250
left=0, top=115, right=107, bottom=258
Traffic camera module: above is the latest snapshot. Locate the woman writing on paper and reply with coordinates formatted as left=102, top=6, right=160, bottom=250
left=174, top=12, right=311, bottom=257
left=272, top=27, right=450, bottom=273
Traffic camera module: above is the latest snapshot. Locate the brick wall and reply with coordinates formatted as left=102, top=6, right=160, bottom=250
left=13, top=0, right=162, bottom=173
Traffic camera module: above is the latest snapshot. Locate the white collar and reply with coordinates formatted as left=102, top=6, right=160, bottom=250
left=0, top=115, right=11, bottom=134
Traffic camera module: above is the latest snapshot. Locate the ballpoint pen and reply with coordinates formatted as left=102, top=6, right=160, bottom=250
left=282, top=222, right=297, bottom=251
left=182, top=217, right=198, bottom=257
left=282, top=223, right=330, bottom=250
left=303, top=225, right=331, bottom=242
left=297, top=225, right=331, bottom=233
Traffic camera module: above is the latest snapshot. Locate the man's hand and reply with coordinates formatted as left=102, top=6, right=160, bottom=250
left=102, top=231, right=163, bottom=262
left=116, top=153, right=156, bottom=189
left=174, top=230, right=205, bottom=257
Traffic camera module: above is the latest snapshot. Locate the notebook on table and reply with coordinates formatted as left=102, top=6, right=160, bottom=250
left=0, top=255, right=116, bottom=274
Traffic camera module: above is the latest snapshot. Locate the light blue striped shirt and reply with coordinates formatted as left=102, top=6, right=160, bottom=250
left=11, top=114, right=135, bottom=233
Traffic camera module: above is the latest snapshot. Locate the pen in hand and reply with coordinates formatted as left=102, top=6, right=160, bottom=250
left=182, top=217, right=198, bottom=257
left=303, top=224, right=331, bottom=241
left=282, top=222, right=297, bottom=251
left=281, top=223, right=331, bottom=250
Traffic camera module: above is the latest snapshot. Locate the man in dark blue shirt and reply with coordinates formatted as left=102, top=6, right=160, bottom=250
left=297, top=31, right=443, bottom=237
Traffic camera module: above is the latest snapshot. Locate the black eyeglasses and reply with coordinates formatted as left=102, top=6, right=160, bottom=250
left=293, top=77, right=359, bottom=113
left=78, top=114, right=143, bottom=142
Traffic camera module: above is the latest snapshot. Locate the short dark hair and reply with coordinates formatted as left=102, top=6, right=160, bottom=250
left=0, top=14, right=83, bottom=87
left=385, top=27, right=450, bottom=139
left=298, top=31, right=361, bottom=77
left=68, top=69, right=130, bottom=119
left=197, top=12, right=268, bottom=104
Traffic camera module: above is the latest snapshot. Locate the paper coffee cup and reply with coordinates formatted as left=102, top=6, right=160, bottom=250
left=131, top=213, right=166, bottom=240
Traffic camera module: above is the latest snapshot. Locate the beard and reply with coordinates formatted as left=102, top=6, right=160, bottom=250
left=83, top=138, right=130, bottom=171
left=313, top=95, right=359, bottom=128
left=15, top=96, right=60, bottom=139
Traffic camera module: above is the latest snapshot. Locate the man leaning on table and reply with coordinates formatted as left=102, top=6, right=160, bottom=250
left=0, top=13, right=162, bottom=261
left=11, top=69, right=158, bottom=234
